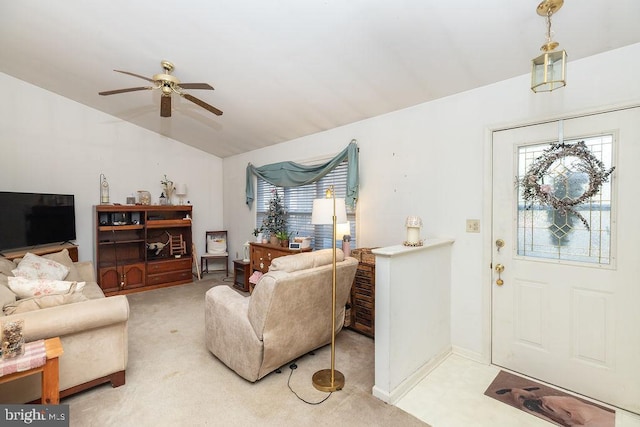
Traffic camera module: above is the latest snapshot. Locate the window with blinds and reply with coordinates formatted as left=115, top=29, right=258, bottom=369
left=256, top=160, right=356, bottom=250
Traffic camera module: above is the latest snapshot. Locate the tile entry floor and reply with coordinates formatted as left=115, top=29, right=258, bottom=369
left=395, top=354, right=640, bottom=427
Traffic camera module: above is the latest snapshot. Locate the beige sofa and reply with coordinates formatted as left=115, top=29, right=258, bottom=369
left=0, top=251, right=129, bottom=403
left=205, top=248, right=358, bottom=382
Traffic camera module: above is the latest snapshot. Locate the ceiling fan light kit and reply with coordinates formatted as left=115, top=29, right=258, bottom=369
left=99, top=60, right=223, bottom=117
left=531, top=0, right=567, bottom=93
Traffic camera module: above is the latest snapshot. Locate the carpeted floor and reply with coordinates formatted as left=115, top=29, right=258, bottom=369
left=65, top=274, right=428, bottom=426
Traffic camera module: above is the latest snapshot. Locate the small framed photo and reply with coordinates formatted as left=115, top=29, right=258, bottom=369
left=289, top=242, right=302, bottom=250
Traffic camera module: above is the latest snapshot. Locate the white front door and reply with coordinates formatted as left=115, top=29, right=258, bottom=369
left=491, top=107, right=640, bottom=414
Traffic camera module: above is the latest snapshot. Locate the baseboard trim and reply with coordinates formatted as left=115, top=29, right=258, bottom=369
left=372, top=347, right=452, bottom=404
left=452, top=345, right=487, bottom=364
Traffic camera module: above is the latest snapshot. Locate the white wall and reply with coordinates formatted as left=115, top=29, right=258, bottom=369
left=223, top=43, right=640, bottom=358
left=0, top=73, right=224, bottom=263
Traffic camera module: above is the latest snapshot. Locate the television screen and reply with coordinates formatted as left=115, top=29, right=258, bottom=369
left=0, top=191, right=76, bottom=252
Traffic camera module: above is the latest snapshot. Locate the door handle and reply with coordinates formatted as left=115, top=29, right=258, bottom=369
left=495, top=263, right=505, bottom=286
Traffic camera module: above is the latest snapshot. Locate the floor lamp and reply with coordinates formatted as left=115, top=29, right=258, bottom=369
left=311, top=185, right=348, bottom=392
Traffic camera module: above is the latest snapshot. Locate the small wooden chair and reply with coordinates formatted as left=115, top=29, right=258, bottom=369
left=201, top=231, right=228, bottom=276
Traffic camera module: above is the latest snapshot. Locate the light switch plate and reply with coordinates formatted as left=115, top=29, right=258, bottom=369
left=466, top=219, right=480, bottom=233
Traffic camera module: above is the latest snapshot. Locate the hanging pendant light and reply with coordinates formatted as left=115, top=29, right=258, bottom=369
left=531, top=0, right=567, bottom=93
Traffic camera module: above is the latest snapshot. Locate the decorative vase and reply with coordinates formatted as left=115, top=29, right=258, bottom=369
left=255, top=233, right=263, bottom=243
left=270, top=236, right=279, bottom=245
left=281, top=239, right=289, bottom=248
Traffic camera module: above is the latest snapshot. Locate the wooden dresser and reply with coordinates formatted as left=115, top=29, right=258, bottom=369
left=249, top=242, right=311, bottom=274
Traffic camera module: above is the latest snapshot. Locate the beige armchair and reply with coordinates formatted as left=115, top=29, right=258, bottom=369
left=204, top=249, right=358, bottom=382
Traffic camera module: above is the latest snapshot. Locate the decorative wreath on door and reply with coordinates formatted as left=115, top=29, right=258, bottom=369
left=519, top=141, right=615, bottom=230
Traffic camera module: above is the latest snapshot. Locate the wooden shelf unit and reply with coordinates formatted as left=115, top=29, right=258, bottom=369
left=94, top=205, right=193, bottom=295
left=348, top=248, right=376, bottom=338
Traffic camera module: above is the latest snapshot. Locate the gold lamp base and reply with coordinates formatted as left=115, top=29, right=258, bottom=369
left=312, top=369, right=345, bottom=392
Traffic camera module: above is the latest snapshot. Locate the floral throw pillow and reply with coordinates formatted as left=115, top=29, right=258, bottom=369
left=11, top=252, right=70, bottom=280
left=7, top=276, right=85, bottom=299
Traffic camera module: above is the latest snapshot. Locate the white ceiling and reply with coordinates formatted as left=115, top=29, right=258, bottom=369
left=2, top=1, right=639, bottom=158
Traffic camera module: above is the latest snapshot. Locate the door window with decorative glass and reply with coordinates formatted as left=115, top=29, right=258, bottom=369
left=517, top=135, right=615, bottom=265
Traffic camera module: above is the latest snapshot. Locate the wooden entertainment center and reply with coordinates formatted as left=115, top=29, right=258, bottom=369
left=94, top=205, right=193, bottom=296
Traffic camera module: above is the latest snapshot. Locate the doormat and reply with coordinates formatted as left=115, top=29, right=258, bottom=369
left=484, top=370, right=615, bottom=427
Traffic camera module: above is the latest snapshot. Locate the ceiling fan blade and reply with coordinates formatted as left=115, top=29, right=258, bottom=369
left=182, top=93, right=223, bottom=116
left=179, top=83, right=214, bottom=90
left=99, top=86, right=153, bottom=96
left=160, top=95, right=172, bottom=117
left=113, top=70, right=156, bottom=83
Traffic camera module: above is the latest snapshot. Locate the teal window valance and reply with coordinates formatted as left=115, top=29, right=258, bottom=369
left=246, top=141, right=359, bottom=208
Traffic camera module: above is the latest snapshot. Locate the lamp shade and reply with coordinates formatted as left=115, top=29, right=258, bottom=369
left=312, top=198, right=347, bottom=225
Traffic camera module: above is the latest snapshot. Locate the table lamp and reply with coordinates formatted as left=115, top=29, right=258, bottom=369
left=336, top=221, right=351, bottom=258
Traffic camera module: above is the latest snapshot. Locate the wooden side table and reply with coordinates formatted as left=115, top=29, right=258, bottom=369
left=233, top=259, right=251, bottom=292
left=0, top=337, right=64, bottom=404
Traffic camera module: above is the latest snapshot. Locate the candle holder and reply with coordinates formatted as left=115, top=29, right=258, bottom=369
left=403, top=216, right=423, bottom=246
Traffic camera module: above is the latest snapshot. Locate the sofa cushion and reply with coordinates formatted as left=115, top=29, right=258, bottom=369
left=269, top=248, right=343, bottom=273
left=11, top=252, right=70, bottom=281
left=0, top=282, right=17, bottom=310
left=4, top=283, right=87, bottom=315
left=7, top=276, right=85, bottom=299
left=0, top=258, right=16, bottom=277
left=81, top=282, right=106, bottom=300
left=42, top=249, right=82, bottom=282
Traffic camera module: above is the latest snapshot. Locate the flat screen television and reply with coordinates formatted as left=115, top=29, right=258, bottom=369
left=0, top=191, right=76, bottom=252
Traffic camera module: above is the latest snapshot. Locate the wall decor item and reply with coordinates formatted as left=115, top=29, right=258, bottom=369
left=2, top=319, right=25, bottom=359
left=100, top=173, right=110, bottom=204
left=519, top=141, right=615, bottom=230
left=137, top=190, right=151, bottom=205
left=161, top=175, right=175, bottom=205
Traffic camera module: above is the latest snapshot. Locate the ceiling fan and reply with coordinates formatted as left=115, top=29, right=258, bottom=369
left=99, top=60, right=223, bottom=118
